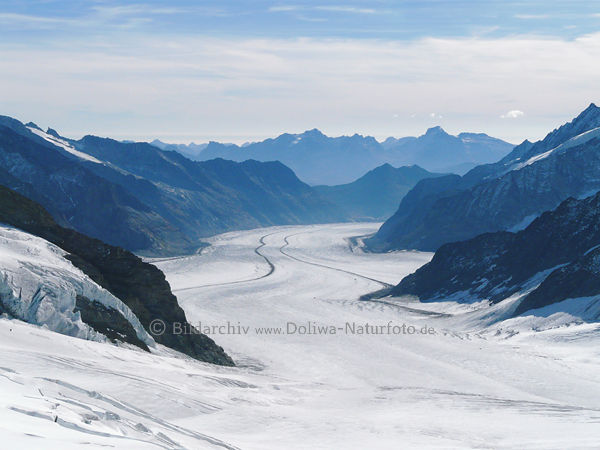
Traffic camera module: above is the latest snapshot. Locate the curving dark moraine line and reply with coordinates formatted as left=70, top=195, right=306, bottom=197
left=172, top=233, right=276, bottom=293
left=278, top=233, right=392, bottom=289
left=279, top=232, right=452, bottom=316
left=365, top=298, right=453, bottom=318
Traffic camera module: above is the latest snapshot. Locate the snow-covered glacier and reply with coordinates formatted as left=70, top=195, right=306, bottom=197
left=0, top=224, right=154, bottom=347
left=1, top=223, right=599, bottom=449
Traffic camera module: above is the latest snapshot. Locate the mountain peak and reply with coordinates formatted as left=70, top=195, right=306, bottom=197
left=573, top=102, right=600, bottom=126
left=376, top=162, right=394, bottom=170
left=302, top=128, right=325, bottom=138
left=25, top=122, right=42, bottom=131
left=46, top=128, right=60, bottom=138
left=424, top=126, right=448, bottom=136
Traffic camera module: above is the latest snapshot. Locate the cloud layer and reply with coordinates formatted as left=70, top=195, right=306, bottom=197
left=1, top=31, right=599, bottom=143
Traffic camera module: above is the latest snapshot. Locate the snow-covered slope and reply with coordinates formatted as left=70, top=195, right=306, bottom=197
left=509, top=126, right=600, bottom=172
left=3, top=223, right=600, bottom=449
left=0, top=224, right=154, bottom=348
left=26, top=126, right=103, bottom=164
left=155, top=223, right=600, bottom=449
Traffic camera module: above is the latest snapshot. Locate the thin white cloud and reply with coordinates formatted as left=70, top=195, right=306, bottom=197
left=0, top=5, right=219, bottom=31
left=268, top=6, right=300, bottom=12
left=297, top=15, right=328, bottom=22
left=0, top=10, right=152, bottom=30
left=0, top=13, right=72, bottom=25
left=501, top=110, right=525, bottom=119
left=514, top=14, right=551, bottom=20
left=315, top=6, right=377, bottom=14
left=93, top=6, right=190, bottom=17
left=268, top=4, right=377, bottom=14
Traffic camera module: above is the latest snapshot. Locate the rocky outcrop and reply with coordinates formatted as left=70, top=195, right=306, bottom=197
left=515, top=247, right=600, bottom=316
left=392, top=191, right=600, bottom=318
left=74, top=295, right=150, bottom=351
left=0, top=184, right=234, bottom=365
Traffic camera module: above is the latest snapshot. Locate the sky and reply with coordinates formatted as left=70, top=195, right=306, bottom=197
left=1, top=0, right=599, bottom=144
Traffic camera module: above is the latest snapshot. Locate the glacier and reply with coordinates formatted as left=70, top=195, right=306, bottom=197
left=0, top=223, right=599, bottom=449
left=0, top=224, right=154, bottom=348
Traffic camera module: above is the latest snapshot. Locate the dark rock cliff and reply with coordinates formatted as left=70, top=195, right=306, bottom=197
left=0, top=184, right=234, bottom=365
left=392, top=191, right=600, bottom=318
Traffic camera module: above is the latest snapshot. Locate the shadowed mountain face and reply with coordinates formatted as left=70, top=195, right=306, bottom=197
left=0, top=124, right=167, bottom=251
left=0, top=117, right=345, bottom=255
left=367, top=103, right=600, bottom=252
left=392, top=190, right=600, bottom=320
left=0, top=184, right=234, bottom=365
left=150, top=139, right=208, bottom=160
left=185, top=127, right=513, bottom=185
left=314, top=164, right=444, bottom=220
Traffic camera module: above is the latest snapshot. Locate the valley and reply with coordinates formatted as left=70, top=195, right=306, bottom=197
left=3, top=2, right=599, bottom=448
left=3, top=223, right=598, bottom=449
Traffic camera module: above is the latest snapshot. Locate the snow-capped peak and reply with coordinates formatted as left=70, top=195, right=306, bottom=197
left=511, top=126, right=600, bottom=172
left=26, top=126, right=103, bottom=164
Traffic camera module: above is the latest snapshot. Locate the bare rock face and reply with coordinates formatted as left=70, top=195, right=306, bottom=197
left=393, top=190, right=600, bottom=319
left=74, top=295, right=150, bottom=351
left=0, top=184, right=234, bottom=366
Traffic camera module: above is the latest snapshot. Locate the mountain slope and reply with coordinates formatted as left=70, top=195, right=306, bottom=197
left=75, top=135, right=346, bottom=234
left=0, top=116, right=345, bottom=255
left=368, top=103, right=600, bottom=252
left=0, top=124, right=175, bottom=252
left=0, top=184, right=233, bottom=365
left=190, top=127, right=513, bottom=185
left=314, top=164, right=443, bottom=220
left=392, top=190, right=600, bottom=319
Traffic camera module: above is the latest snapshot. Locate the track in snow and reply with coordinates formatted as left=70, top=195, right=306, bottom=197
left=173, top=229, right=392, bottom=294
left=278, top=232, right=392, bottom=289
left=277, top=231, right=452, bottom=317
left=171, top=228, right=445, bottom=319
left=172, top=233, right=276, bottom=293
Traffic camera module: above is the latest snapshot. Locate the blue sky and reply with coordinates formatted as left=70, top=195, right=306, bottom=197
left=1, top=1, right=599, bottom=143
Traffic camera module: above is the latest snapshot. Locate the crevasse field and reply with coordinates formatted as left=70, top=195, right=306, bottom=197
left=2, top=223, right=600, bottom=449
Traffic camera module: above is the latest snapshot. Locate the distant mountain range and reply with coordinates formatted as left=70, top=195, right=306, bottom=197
left=1, top=114, right=504, bottom=255
left=0, top=184, right=233, bottom=365
left=155, top=127, right=514, bottom=185
left=151, top=139, right=208, bottom=160
left=392, top=189, right=600, bottom=321
left=367, top=103, right=600, bottom=252
left=314, top=164, right=444, bottom=220
left=0, top=116, right=346, bottom=255
left=380, top=127, right=513, bottom=175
